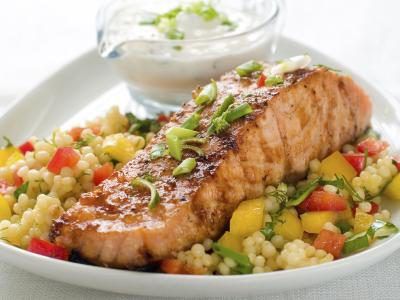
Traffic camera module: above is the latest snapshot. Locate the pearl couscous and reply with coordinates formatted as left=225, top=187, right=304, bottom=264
left=0, top=109, right=398, bottom=276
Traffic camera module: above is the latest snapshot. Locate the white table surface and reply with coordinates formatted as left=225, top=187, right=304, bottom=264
left=1, top=0, right=400, bottom=299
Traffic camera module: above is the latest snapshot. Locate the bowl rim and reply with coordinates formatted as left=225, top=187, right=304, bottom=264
left=96, top=0, right=281, bottom=56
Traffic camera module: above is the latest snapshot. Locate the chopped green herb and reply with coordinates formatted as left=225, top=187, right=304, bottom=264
left=173, top=158, right=197, bottom=176
left=260, top=222, right=275, bottom=240
left=131, top=178, right=160, bottom=209
left=184, top=1, right=219, bottom=21
left=14, top=181, right=29, bottom=200
left=173, top=45, right=183, bottom=51
left=125, top=113, right=161, bottom=136
left=150, top=144, right=168, bottom=160
left=73, top=134, right=95, bottom=149
left=166, top=29, right=185, bottom=40
left=363, top=149, right=368, bottom=171
left=2, top=136, right=13, bottom=148
left=265, top=75, right=284, bottom=87
left=235, top=60, right=263, bottom=77
left=335, top=219, right=352, bottom=233
left=286, top=177, right=320, bottom=207
left=195, top=80, right=218, bottom=106
left=212, top=243, right=253, bottom=274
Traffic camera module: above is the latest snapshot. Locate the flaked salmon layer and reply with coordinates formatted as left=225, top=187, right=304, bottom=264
left=51, top=66, right=372, bottom=269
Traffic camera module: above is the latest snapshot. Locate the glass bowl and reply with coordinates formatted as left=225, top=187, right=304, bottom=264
left=97, top=0, right=285, bottom=114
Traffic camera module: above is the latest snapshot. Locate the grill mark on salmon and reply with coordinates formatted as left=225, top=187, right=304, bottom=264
left=50, top=66, right=372, bottom=269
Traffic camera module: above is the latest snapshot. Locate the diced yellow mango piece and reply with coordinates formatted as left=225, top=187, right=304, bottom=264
left=230, top=198, right=265, bottom=237
left=0, top=146, right=18, bottom=167
left=103, top=136, right=144, bottom=164
left=274, top=210, right=303, bottom=240
left=5, top=150, right=24, bottom=166
left=0, top=195, right=11, bottom=221
left=300, top=211, right=338, bottom=234
left=320, top=151, right=357, bottom=181
left=218, top=231, right=243, bottom=253
left=383, top=173, right=400, bottom=201
left=353, top=211, right=374, bottom=233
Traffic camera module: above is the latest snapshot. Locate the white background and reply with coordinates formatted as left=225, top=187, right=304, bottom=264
left=0, top=0, right=400, bottom=299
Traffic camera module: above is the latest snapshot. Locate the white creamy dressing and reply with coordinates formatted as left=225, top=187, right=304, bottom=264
left=98, top=1, right=279, bottom=108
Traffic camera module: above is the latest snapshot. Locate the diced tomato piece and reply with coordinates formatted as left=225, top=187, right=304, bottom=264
left=89, top=124, right=101, bottom=135
left=27, top=238, right=69, bottom=260
left=257, top=73, right=267, bottom=88
left=343, top=153, right=365, bottom=175
left=357, top=138, right=388, bottom=156
left=157, top=114, right=170, bottom=123
left=313, top=229, right=346, bottom=259
left=68, top=127, right=84, bottom=142
left=93, top=163, right=114, bottom=186
left=298, top=190, right=347, bottom=212
left=0, top=180, right=8, bottom=194
left=47, top=147, right=80, bottom=174
left=18, top=141, right=34, bottom=154
left=160, top=259, right=187, bottom=274
left=13, top=170, right=23, bottom=188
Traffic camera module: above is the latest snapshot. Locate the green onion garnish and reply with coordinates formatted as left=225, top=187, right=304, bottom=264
left=207, top=95, right=235, bottom=134
left=172, top=158, right=197, bottom=176
left=182, top=137, right=206, bottom=144
left=343, top=231, right=370, bottom=255
left=150, top=144, right=168, bottom=160
left=166, top=29, right=185, bottom=40
left=286, top=177, right=320, bottom=207
left=166, top=134, right=182, bottom=161
left=212, top=243, right=253, bottom=274
left=265, top=75, right=284, bottom=87
left=209, top=103, right=253, bottom=135
left=235, top=60, right=263, bottom=77
left=195, top=80, right=218, bottom=105
left=166, top=127, right=198, bottom=139
left=182, top=144, right=204, bottom=156
left=131, top=178, right=160, bottom=209
left=181, top=112, right=201, bottom=130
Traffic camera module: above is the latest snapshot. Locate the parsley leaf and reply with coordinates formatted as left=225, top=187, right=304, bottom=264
left=14, top=181, right=29, bottom=200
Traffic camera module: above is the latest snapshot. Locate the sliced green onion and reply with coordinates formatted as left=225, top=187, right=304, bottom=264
left=150, top=144, right=168, bottom=160
left=211, top=94, right=235, bottom=120
left=166, top=127, right=198, bottom=139
left=225, top=103, right=253, bottom=123
left=335, top=219, right=352, bottom=234
left=343, top=231, right=370, bottom=255
left=367, top=220, right=399, bottom=239
left=286, top=177, right=320, bottom=207
left=265, top=75, right=284, bottom=87
left=260, top=222, right=275, bottom=240
left=172, top=158, right=197, bottom=176
left=182, top=145, right=204, bottom=156
left=131, top=178, right=160, bottom=209
left=166, top=134, right=182, bottom=160
left=210, top=116, right=230, bottom=135
left=212, top=243, right=253, bottom=274
left=182, top=137, right=206, bottom=144
left=166, top=29, right=184, bottom=40
left=181, top=112, right=201, bottom=130
left=235, top=60, right=263, bottom=77
left=195, top=80, right=217, bottom=105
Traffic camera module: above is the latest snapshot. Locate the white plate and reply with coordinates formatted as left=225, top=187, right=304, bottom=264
left=0, top=36, right=400, bottom=297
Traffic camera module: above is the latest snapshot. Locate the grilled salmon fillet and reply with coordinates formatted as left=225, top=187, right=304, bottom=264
left=51, top=66, right=372, bottom=269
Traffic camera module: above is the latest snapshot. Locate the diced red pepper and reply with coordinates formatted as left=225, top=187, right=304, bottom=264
left=27, top=238, right=69, bottom=260
left=352, top=202, right=379, bottom=215
left=257, top=73, right=267, bottom=88
left=313, top=229, right=346, bottom=259
left=47, top=147, right=80, bottom=174
left=93, top=163, right=114, bottom=186
left=13, top=170, right=23, bottom=188
left=89, top=124, right=101, bottom=135
left=298, top=190, right=347, bottom=212
left=68, top=127, right=84, bottom=142
left=0, top=180, right=8, bottom=194
left=357, top=138, right=388, bottom=156
left=157, top=114, right=170, bottom=123
left=18, top=141, right=34, bottom=154
left=343, top=153, right=365, bottom=175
